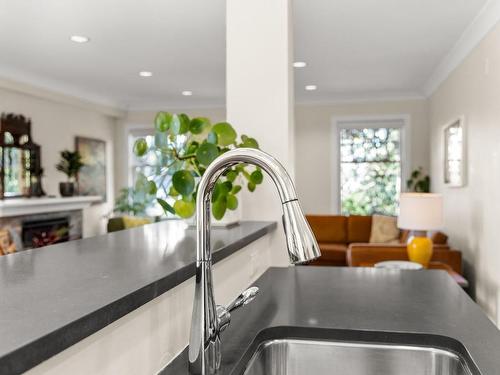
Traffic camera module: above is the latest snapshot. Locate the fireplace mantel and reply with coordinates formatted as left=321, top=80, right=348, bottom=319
left=0, top=196, right=102, bottom=218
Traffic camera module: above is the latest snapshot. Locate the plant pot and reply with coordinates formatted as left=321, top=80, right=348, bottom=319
left=59, top=182, right=75, bottom=197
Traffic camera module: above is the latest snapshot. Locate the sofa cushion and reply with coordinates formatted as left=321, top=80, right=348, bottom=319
left=317, top=243, right=348, bottom=261
left=369, top=215, right=400, bottom=243
left=347, top=215, right=372, bottom=243
left=306, top=215, right=348, bottom=243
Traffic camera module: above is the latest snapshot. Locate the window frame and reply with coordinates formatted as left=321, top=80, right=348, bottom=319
left=331, top=115, right=411, bottom=214
left=443, top=116, right=466, bottom=188
left=126, top=124, right=156, bottom=188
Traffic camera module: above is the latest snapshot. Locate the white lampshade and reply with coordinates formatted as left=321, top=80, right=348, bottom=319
left=398, top=193, right=443, bottom=231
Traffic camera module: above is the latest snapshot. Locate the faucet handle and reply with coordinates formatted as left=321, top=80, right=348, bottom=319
left=217, top=286, right=259, bottom=333
left=227, top=286, right=259, bottom=312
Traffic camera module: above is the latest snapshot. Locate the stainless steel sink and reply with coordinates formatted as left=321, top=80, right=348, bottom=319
left=242, top=339, right=475, bottom=375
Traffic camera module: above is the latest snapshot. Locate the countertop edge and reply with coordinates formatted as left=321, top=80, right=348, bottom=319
left=0, top=221, right=277, bottom=375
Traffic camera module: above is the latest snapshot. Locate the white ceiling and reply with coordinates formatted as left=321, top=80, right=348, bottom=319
left=293, top=0, right=487, bottom=103
left=0, top=0, right=226, bottom=109
left=0, top=0, right=489, bottom=110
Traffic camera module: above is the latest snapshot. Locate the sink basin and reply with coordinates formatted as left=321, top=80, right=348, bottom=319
left=242, top=339, right=475, bottom=375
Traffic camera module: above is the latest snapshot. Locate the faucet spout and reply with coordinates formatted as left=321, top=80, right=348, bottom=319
left=188, top=148, right=321, bottom=374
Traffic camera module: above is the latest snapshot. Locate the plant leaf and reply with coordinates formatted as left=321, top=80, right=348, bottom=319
left=190, top=117, right=210, bottom=134
left=196, top=142, right=219, bottom=166
left=207, top=131, right=218, bottom=144
left=147, top=180, right=157, bottom=195
left=171, top=114, right=189, bottom=135
left=240, top=137, right=259, bottom=149
left=157, top=198, right=175, bottom=215
left=172, top=170, right=195, bottom=196
left=227, top=194, right=238, bottom=210
left=155, top=112, right=172, bottom=132
left=231, top=185, right=242, bottom=194
left=174, top=199, right=195, bottom=218
left=212, top=122, right=237, bottom=146
left=179, top=113, right=190, bottom=133
left=247, top=181, right=256, bottom=192
left=250, top=170, right=264, bottom=184
left=212, top=181, right=231, bottom=202
left=226, top=170, right=237, bottom=182
left=212, top=196, right=227, bottom=220
left=133, top=138, right=148, bottom=157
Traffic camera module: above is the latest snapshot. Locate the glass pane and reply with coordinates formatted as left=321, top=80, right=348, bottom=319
left=444, top=122, right=463, bottom=185
left=340, top=127, right=400, bottom=163
left=3, top=147, right=30, bottom=197
left=340, top=127, right=401, bottom=216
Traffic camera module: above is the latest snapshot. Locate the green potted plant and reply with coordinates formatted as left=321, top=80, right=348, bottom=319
left=133, top=112, right=263, bottom=221
left=55, top=150, right=84, bottom=197
left=406, top=167, right=430, bottom=193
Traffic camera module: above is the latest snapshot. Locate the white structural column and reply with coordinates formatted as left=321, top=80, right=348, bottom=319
left=226, top=0, right=295, bottom=265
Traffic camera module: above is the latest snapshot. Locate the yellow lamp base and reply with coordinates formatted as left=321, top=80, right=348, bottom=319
left=407, top=237, right=433, bottom=268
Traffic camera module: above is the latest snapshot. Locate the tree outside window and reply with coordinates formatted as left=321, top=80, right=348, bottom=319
left=340, top=127, right=401, bottom=216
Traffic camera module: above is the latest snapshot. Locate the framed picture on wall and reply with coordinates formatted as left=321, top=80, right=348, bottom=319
left=443, top=116, right=465, bottom=187
left=75, top=136, right=107, bottom=201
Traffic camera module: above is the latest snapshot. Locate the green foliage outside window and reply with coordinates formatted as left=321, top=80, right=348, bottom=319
left=114, top=186, right=156, bottom=217
left=340, top=127, right=401, bottom=216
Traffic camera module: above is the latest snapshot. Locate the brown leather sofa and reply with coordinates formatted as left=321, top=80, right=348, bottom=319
left=306, top=215, right=453, bottom=268
left=306, top=215, right=374, bottom=266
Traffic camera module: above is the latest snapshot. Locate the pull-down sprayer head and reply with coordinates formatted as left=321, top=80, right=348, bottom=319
left=282, top=199, right=321, bottom=264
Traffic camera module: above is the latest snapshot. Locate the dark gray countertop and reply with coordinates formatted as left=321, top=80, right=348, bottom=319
left=165, top=266, right=500, bottom=375
left=0, top=220, right=276, bottom=375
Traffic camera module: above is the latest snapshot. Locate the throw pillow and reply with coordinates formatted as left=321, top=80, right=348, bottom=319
left=369, top=214, right=400, bottom=243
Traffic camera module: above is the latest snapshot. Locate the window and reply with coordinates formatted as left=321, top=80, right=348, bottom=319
left=128, top=131, right=188, bottom=189
left=128, top=129, right=189, bottom=216
left=129, top=133, right=156, bottom=186
left=338, top=119, right=405, bottom=216
left=444, top=118, right=464, bottom=187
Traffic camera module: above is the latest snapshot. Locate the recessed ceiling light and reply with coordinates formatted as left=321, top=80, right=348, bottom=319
left=182, top=90, right=193, bottom=96
left=293, top=61, right=307, bottom=68
left=305, top=85, right=317, bottom=91
left=70, top=35, right=90, bottom=43
left=139, top=71, right=153, bottom=77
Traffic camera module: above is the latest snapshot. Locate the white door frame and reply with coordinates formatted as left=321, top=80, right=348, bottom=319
left=331, top=114, right=411, bottom=214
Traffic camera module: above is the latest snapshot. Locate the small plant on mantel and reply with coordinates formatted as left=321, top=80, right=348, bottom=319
left=55, top=150, right=84, bottom=197
left=132, top=112, right=263, bottom=220
left=406, top=167, right=430, bottom=193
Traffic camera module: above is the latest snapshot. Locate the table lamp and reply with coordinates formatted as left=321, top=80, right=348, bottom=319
left=397, top=193, right=443, bottom=267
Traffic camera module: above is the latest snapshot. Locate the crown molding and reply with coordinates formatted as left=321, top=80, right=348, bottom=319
left=0, top=71, right=125, bottom=118
left=423, top=0, right=500, bottom=97
left=295, top=91, right=425, bottom=106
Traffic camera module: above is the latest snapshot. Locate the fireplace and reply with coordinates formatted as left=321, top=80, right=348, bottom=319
left=22, top=216, right=70, bottom=248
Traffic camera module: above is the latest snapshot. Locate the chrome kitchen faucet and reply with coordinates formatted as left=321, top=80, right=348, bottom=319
left=188, top=148, right=321, bottom=374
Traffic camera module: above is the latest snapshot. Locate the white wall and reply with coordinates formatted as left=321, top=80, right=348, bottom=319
left=0, top=85, right=118, bottom=237
left=428, top=22, right=500, bottom=323
left=295, top=99, right=429, bottom=214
